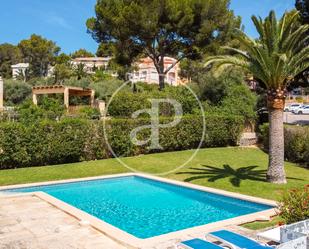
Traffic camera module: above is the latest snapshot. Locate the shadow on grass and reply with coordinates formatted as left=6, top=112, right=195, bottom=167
left=177, top=165, right=266, bottom=187
left=177, top=164, right=303, bottom=187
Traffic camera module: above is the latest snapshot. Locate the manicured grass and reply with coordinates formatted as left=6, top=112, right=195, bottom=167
left=242, top=216, right=284, bottom=230
left=0, top=147, right=308, bottom=200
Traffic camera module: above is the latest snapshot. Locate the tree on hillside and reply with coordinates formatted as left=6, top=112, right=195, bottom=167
left=71, top=49, right=94, bottom=58
left=0, top=43, right=22, bottom=78
left=18, top=34, right=60, bottom=78
left=296, top=0, right=309, bottom=23
left=87, top=0, right=241, bottom=90
left=53, top=53, right=73, bottom=84
left=55, top=53, right=71, bottom=64
left=96, top=42, right=114, bottom=57
left=74, top=63, right=87, bottom=80
left=205, top=11, right=309, bottom=184
left=294, top=0, right=309, bottom=87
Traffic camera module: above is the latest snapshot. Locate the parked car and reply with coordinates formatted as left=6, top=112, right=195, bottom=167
left=291, top=104, right=303, bottom=114
left=293, top=105, right=309, bottom=114
left=284, top=103, right=303, bottom=112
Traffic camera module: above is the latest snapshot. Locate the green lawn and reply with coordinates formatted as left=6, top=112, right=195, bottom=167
left=0, top=147, right=308, bottom=200
left=242, top=216, right=284, bottom=230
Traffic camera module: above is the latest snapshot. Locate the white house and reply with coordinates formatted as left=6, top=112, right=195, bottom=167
left=129, top=57, right=183, bottom=86
left=71, top=57, right=111, bottom=73
left=11, top=63, right=54, bottom=79
left=11, top=63, right=29, bottom=80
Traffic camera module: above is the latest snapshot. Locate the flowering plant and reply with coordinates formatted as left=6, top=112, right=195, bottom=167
left=279, top=185, right=309, bottom=224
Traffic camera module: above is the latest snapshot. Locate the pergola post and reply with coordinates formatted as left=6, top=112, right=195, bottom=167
left=90, top=90, right=95, bottom=107
left=32, top=93, right=38, bottom=105
left=64, top=87, right=69, bottom=109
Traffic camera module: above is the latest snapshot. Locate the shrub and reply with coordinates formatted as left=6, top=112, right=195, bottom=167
left=89, top=78, right=128, bottom=100
left=63, top=77, right=92, bottom=88
left=91, top=70, right=114, bottom=82
left=107, top=86, right=199, bottom=117
left=192, top=69, right=257, bottom=123
left=78, top=106, right=101, bottom=119
left=220, top=83, right=257, bottom=122
left=18, top=98, right=64, bottom=123
left=3, top=80, right=32, bottom=105
left=18, top=100, right=46, bottom=123
left=285, top=126, right=309, bottom=167
left=107, top=91, right=151, bottom=117
left=279, top=185, right=309, bottom=224
left=259, top=124, right=309, bottom=167
left=0, top=114, right=244, bottom=169
left=27, top=77, right=54, bottom=86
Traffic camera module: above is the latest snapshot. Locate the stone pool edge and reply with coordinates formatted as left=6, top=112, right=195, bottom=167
left=0, top=173, right=278, bottom=249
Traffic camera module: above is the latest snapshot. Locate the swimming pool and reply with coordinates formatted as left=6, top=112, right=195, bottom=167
left=3, top=175, right=274, bottom=239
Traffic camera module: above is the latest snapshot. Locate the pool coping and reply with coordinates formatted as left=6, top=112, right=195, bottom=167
left=0, top=173, right=278, bottom=249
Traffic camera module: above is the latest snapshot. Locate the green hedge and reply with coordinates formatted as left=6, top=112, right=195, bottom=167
left=107, top=87, right=199, bottom=117
left=0, top=114, right=244, bottom=169
left=259, top=124, right=309, bottom=167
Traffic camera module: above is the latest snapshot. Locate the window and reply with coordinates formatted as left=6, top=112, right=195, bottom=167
left=140, top=71, right=147, bottom=80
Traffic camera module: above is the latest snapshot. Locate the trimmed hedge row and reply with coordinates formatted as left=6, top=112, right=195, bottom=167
left=0, top=114, right=244, bottom=169
left=259, top=124, right=309, bottom=167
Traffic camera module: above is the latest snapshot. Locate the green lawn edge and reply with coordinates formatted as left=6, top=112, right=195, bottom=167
left=0, top=147, right=308, bottom=201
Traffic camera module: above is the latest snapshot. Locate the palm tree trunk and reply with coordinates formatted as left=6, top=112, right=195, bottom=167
left=267, top=91, right=287, bottom=184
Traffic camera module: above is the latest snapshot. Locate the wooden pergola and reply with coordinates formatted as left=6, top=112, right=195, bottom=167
left=32, top=85, right=95, bottom=109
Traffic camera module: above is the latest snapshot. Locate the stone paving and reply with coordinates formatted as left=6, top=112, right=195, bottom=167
left=0, top=194, right=269, bottom=249
left=0, top=195, right=126, bottom=249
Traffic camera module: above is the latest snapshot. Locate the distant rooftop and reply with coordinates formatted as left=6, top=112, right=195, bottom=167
left=72, top=57, right=111, bottom=62
left=11, top=63, right=29, bottom=68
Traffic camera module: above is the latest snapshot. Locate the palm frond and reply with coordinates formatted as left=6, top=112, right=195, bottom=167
left=251, top=16, right=266, bottom=42
left=282, top=24, right=309, bottom=52
left=279, top=10, right=300, bottom=45
left=204, top=55, right=249, bottom=69
left=222, top=46, right=250, bottom=59
left=288, top=46, right=309, bottom=69
left=205, top=10, right=308, bottom=90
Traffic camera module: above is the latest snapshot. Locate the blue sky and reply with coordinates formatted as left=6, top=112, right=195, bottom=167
left=0, top=0, right=295, bottom=54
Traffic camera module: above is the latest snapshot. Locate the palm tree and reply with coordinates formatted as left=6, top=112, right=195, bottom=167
left=205, top=11, right=309, bottom=184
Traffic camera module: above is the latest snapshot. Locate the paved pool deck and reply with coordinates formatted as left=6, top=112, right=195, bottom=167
left=0, top=194, right=269, bottom=249
left=0, top=173, right=277, bottom=249
left=0, top=195, right=126, bottom=249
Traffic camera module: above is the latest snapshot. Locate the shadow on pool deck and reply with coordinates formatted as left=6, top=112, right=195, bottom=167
left=176, top=164, right=302, bottom=187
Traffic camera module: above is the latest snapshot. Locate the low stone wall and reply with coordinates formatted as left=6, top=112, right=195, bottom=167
left=239, top=132, right=258, bottom=146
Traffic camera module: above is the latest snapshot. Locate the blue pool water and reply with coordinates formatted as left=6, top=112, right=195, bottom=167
left=4, top=176, right=273, bottom=238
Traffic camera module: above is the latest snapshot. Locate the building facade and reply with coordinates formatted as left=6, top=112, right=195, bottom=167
left=129, top=57, right=183, bottom=86
left=71, top=57, right=111, bottom=73
left=11, top=63, right=29, bottom=80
